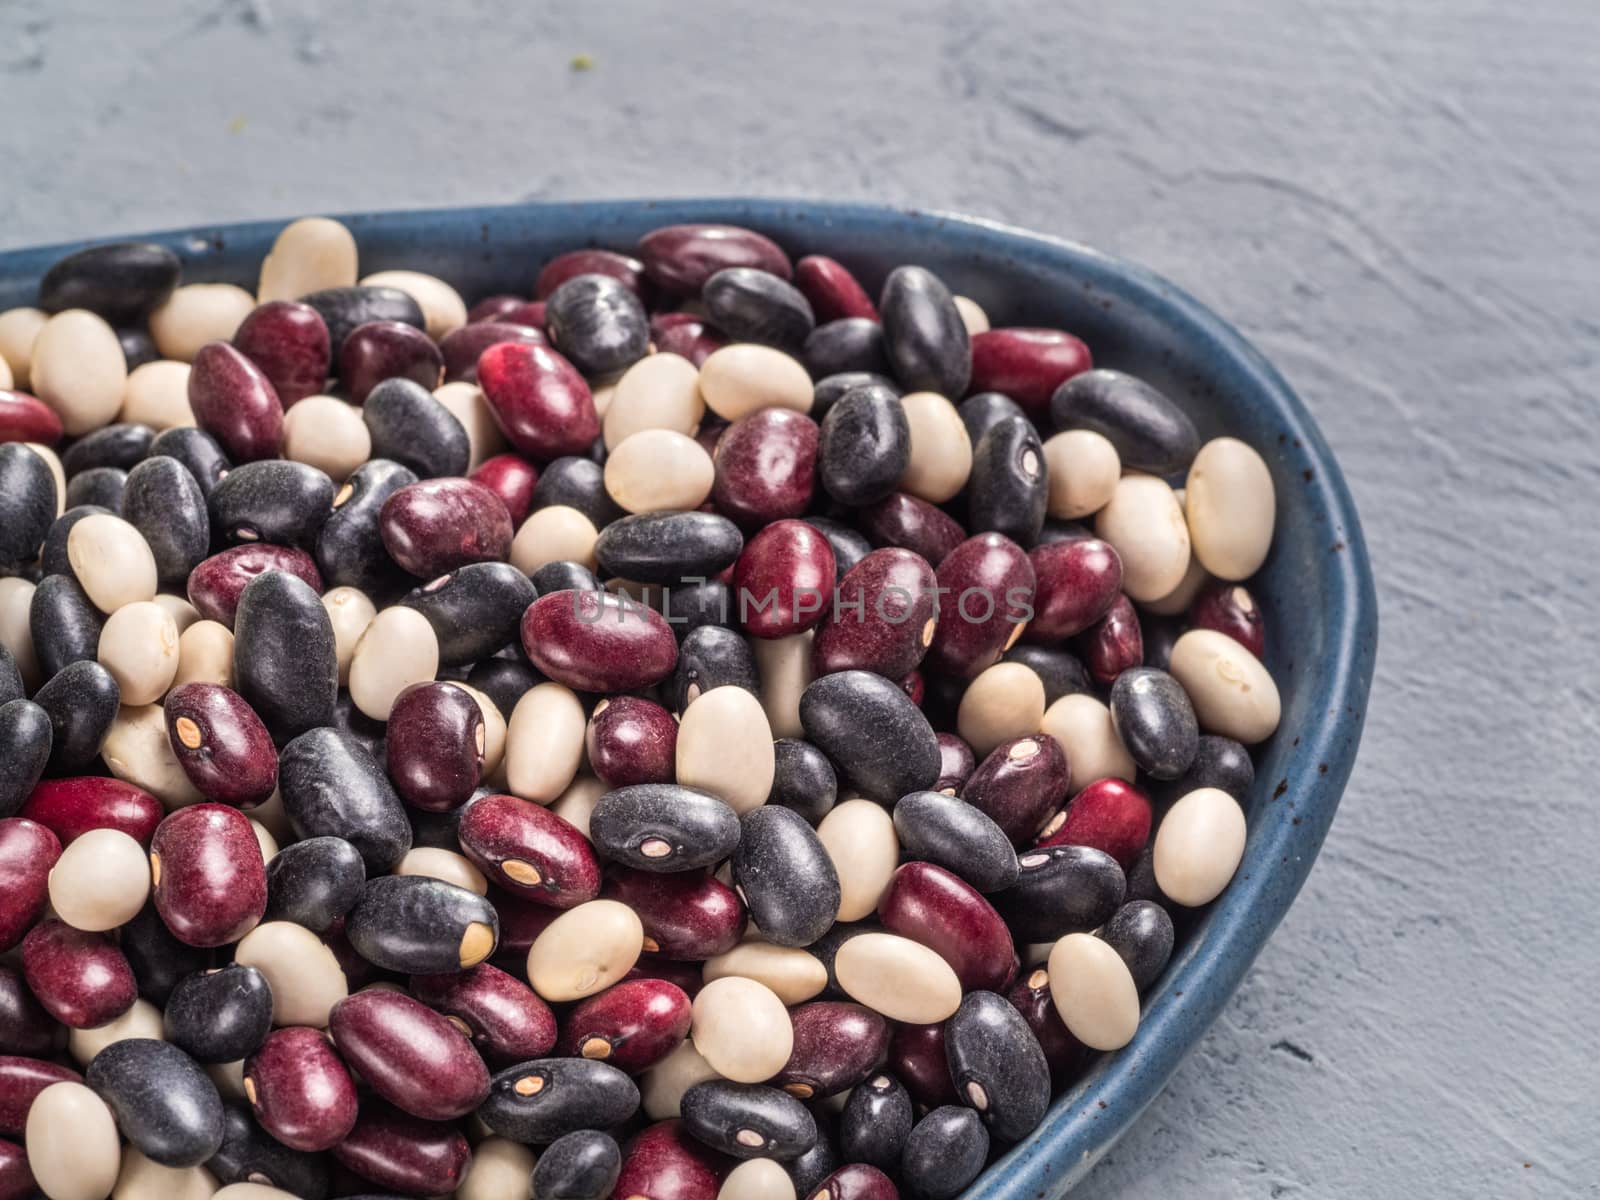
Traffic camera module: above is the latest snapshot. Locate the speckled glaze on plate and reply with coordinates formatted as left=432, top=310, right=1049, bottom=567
left=0, top=199, right=1379, bottom=1197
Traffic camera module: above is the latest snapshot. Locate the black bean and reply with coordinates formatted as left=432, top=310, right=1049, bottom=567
left=163, top=964, right=273, bottom=1063
left=944, top=989, right=1050, bottom=1141
left=817, top=384, right=911, bottom=507
left=966, top=415, right=1047, bottom=547
left=409, top=803, right=468, bottom=852
left=731, top=806, right=840, bottom=948
left=900, top=1105, right=990, bottom=1200
left=330, top=690, right=388, bottom=760
left=1140, top=612, right=1184, bottom=674
left=1123, top=846, right=1169, bottom=907
left=681, top=1079, right=818, bottom=1160
left=959, top=391, right=1027, bottom=447
left=64, top=466, right=125, bottom=513
left=0, top=700, right=50, bottom=818
left=39, top=242, right=181, bottom=323
left=0, top=644, right=20, bottom=707
left=207, top=1101, right=331, bottom=1199
left=664, top=577, right=733, bottom=639
left=34, top=660, right=119, bottom=775
left=812, top=370, right=899, bottom=421
left=465, top=656, right=545, bottom=719
left=361, top=378, right=470, bottom=481
left=993, top=845, right=1126, bottom=943
left=118, top=325, right=160, bottom=371
left=263, top=835, right=366, bottom=933
left=529, top=457, right=624, bottom=529
left=0, top=444, right=56, bottom=568
left=147, top=427, right=232, bottom=498
left=701, top=268, right=815, bottom=353
left=344, top=875, right=499, bottom=974
left=278, top=728, right=411, bottom=873
left=594, top=512, right=743, bottom=584
left=85, top=1038, right=224, bottom=1167
left=29, top=575, right=103, bottom=678
left=589, top=783, right=740, bottom=872
left=477, top=1058, right=639, bottom=1144
left=806, top=920, right=878, bottom=999
left=672, top=624, right=759, bottom=713
left=38, top=505, right=110, bottom=581
left=803, top=517, right=873, bottom=581
left=879, top=265, right=970, bottom=399
left=1109, top=667, right=1199, bottom=781
left=531, top=1129, right=621, bottom=1200
left=891, top=791, right=1018, bottom=893
left=208, top=459, right=335, bottom=549
left=1000, top=644, right=1090, bottom=704
left=528, top=558, right=603, bottom=596
left=1156, top=734, right=1255, bottom=806
left=315, top=457, right=418, bottom=596
left=1099, top=899, right=1175, bottom=993
left=545, top=273, right=650, bottom=375
left=799, top=670, right=940, bottom=803
left=123, top=457, right=210, bottom=587
left=768, top=738, right=838, bottom=826
left=802, top=317, right=890, bottom=379
left=786, top=1112, right=842, bottom=1196
left=400, top=562, right=537, bottom=666
left=62, top=424, right=155, bottom=475
left=838, top=1073, right=913, bottom=1173
left=300, top=285, right=425, bottom=355
left=233, top=571, right=338, bottom=743
left=120, top=903, right=214, bottom=1004
left=1049, top=368, right=1200, bottom=475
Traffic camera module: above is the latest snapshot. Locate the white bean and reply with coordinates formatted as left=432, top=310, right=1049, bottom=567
left=956, top=661, right=1046, bottom=758
left=697, top=344, right=812, bottom=421
left=505, top=682, right=586, bottom=804
left=1047, top=932, right=1140, bottom=1051
left=834, top=932, right=962, bottom=1024
left=67, top=513, right=158, bottom=613
left=690, top=976, right=793, bottom=1083
left=151, top=594, right=201, bottom=634
left=0, top=305, right=48, bottom=389
left=281, top=395, right=371, bottom=481
left=233, top=921, right=349, bottom=1027
left=173, top=620, right=235, bottom=689
left=1153, top=786, right=1248, bottom=907
left=509, top=504, right=599, bottom=575
left=119, top=361, right=195, bottom=430
left=454, top=1137, right=536, bottom=1200
left=1184, top=437, right=1276, bottom=580
left=603, top=352, right=704, bottom=448
left=26, top=442, right=66, bottom=516
left=0, top=577, right=41, bottom=689
left=102, top=703, right=203, bottom=809
left=319, top=587, right=376, bottom=687
left=719, top=1158, right=797, bottom=1200
left=817, top=800, right=899, bottom=923
left=898, top=391, right=972, bottom=504
left=703, top=941, right=828, bottom=1006
left=396, top=846, right=489, bottom=895
left=526, top=900, right=643, bottom=1001
left=360, top=269, right=467, bottom=339
left=97, top=600, right=179, bottom=705
left=257, top=217, right=358, bottom=302
left=456, top=683, right=507, bottom=779
left=1039, top=693, right=1135, bottom=793
left=348, top=606, right=439, bottom=720
left=68, top=998, right=165, bottom=1066
left=1167, top=629, right=1280, bottom=744
left=604, top=428, right=714, bottom=513
left=952, top=295, right=990, bottom=336
left=25, top=1081, right=122, bottom=1200
left=149, top=284, right=255, bottom=362
left=1094, top=474, right=1191, bottom=602
left=641, top=1037, right=722, bottom=1120
left=30, top=309, right=128, bottom=436
left=112, top=1147, right=218, bottom=1200
left=433, top=381, right=504, bottom=471
left=677, top=685, right=774, bottom=815
left=1042, top=429, right=1121, bottom=519
left=549, top=773, right=606, bottom=841
left=752, top=631, right=813, bottom=739
left=48, top=828, right=150, bottom=932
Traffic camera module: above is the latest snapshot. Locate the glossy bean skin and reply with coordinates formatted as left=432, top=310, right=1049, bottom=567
left=901, top=1105, right=990, bottom=1200
left=794, top=255, right=878, bottom=323
left=123, top=456, right=210, bottom=586
left=888, top=1021, right=956, bottom=1109
left=385, top=682, right=485, bottom=811
left=538, top=247, right=649, bottom=299
left=1157, top=734, right=1254, bottom=806
left=943, top=988, right=1050, bottom=1141
left=478, top=342, right=599, bottom=461
left=878, top=863, right=1014, bottom=992
left=1005, top=967, right=1085, bottom=1086
left=188, top=341, right=284, bottom=462
left=799, top=670, right=940, bottom=803
left=891, top=792, right=1017, bottom=894
left=767, top=737, right=838, bottom=826
left=40, top=242, right=180, bottom=323
left=151, top=803, right=267, bottom=946
left=812, top=370, right=898, bottom=420
left=345, top=875, right=499, bottom=974
left=362, top=377, right=470, bottom=480
left=478, top=1056, right=640, bottom=1143
left=712, top=408, right=818, bottom=529
left=732, top=806, right=841, bottom=948
left=209, top=460, right=333, bottom=549
left=1037, top=777, right=1153, bottom=868
left=966, top=415, right=1047, bottom=546
left=1050, top=368, right=1200, bottom=475
left=1099, top=900, right=1175, bottom=993
left=85, top=1037, right=224, bottom=1167
left=701, top=268, right=814, bottom=352
left=440, top=320, right=544, bottom=383
left=333, top=1100, right=471, bottom=1196
left=933, top=733, right=977, bottom=793
left=20, top=776, right=160, bottom=847
left=1025, top=537, right=1122, bottom=642
left=681, top=1079, right=816, bottom=1160
left=817, top=383, right=911, bottom=508
left=837, top=1072, right=911, bottom=1173
left=459, top=792, right=601, bottom=907
left=603, top=868, right=746, bottom=961
left=63, top=465, right=125, bottom=512
left=880, top=266, right=970, bottom=399
left=1109, top=666, right=1199, bottom=780
left=260, top=838, right=364, bottom=936
left=0, top=445, right=55, bottom=568
left=186, top=544, right=322, bottom=627
left=528, top=1128, right=620, bottom=1200
left=339, top=319, right=442, bottom=403
left=993, top=845, right=1125, bottom=943
left=521, top=589, right=679, bottom=692
left=467, top=656, right=545, bottom=721
left=857, top=491, right=966, bottom=566
left=163, top=964, right=272, bottom=1063
left=0, top=967, right=59, bottom=1058
left=163, top=683, right=278, bottom=806
left=596, top=512, right=744, bottom=584
left=1078, top=592, right=1144, bottom=688
left=590, top=784, right=740, bottom=873
left=0, top=1056, right=79, bottom=1136
left=233, top=571, right=338, bottom=742
left=28, top=575, right=103, bottom=679
left=279, top=728, right=411, bottom=872
left=469, top=450, right=541, bottom=522
left=315, top=457, right=418, bottom=595
left=119, top=902, right=213, bottom=1005
left=531, top=456, right=623, bottom=528
left=301, top=284, right=425, bottom=352
left=673, top=624, right=759, bottom=712
left=0, top=389, right=64, bottom=445
left=652, top=312, right=727, bottom=367
left=232, top=300, right=331, bottom=407
left=732, top=519, right=836, bottom=639
left=207, top=1099, right=331, bottom=1196
left=813, top=1163, right=900, bottom=1200
left=62, top=422, right=153, bottom=473
left=811, top=547, right=937, bottom=680
left=802, top=317, right=889, bottom=379
left=774, top=1002, right=889, bottom=1100
left=958, top=390, right=1026, bottom=447
left=962, top=735, right=1070, bottom=846
left=556, top=978, right=692, bottom=1073
left=926, top=533, right=1035, bottom=680
left=329, top=988, right=490, bottom=1119
left=546, top=273, right=651, bottom=375
left=1190, top=580, right=1266, bottom=658
left=399, top=564, right=532, bottom=669
left=616, top=1118, right=728, bottom=1200
left=410, top=963, right=557, bottom=1066
left=242, top=1025, right=357, bottom=1151
left=585, top=696, right=677, bottom=787
left=0, top=818, right=59, bottom=952
left=968, top=328, right=1092, bottom=419
left=639, top=224, right=792, bottom=294
left=147, top=429, right=230, bottom=501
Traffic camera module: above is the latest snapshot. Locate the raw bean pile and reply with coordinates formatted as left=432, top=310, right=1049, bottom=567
left=0, top=217, right=1282, bottom=1200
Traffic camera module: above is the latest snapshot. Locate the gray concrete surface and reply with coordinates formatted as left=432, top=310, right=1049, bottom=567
left=6, top=0, right=1598, bottom=1194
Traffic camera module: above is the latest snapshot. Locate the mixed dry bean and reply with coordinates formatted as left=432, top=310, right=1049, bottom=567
left=0, top=215, right=1283, bottom=1200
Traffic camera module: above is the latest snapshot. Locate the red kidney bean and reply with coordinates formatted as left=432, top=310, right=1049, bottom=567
left=242, top=1025, right=358, bottom=1151
left=232, top=300, right=331, bottom=408
left=0, top=390, right=64, bottom=445
left=477, top=341, right=599, bottom=461
left=681, top=1078, right=817, bottom=1160
left=927, top=533, right=1035, bottom=679
left=994, top=844, right=1125, bottom=943
left=186, top=543, right=322, bottom=626
left=615, top=1119, right=728, bottom=1200
left=188, top=340, right=284, bottom=462
left=411, top=962, right=557, bottom=1065
left=333, top=1100, right=471, bottom=1196
left=625, top=960, right=707, bottom=1001
left=1006, top=967, right=1086, bottom=1086
left=878, top=862, right=1015, bottom=992
left=329, top=988, right=489, bottom=1119
left=1036, top=776, right=1153, bottom=868
left=150, top=803, right=267, bottom=946
left=480, top=1056, right=640, bottom=1142
left=164, top=683, right=278, bottom=807
left=815, top=1163, right=900, bottom=1200
left=346, top=874, right=499, bottom=973
left=968, top=328, right=1093, bottom=420
left=1077, top=591, right=1143, bottom=687
left=944, top=988, right=1050, bottom=1141
left=439, top=320, right=544, bottom=383
left=471, top=294, right=531, bottom=322
left=711, top=407, right=819, bottom=529
left=0, top=1136, right=29, bottom=1200
left=891, top=791, right=1018, bottom=893
left=545, top=274, right=651, bottom=376
left=967, top=416, right=1048, bottom=547
left=557, top=977, right=693, bottom=1072
left=934, top=733, right=977, bottom=793
left=459, top=792, right=602, bottom=907
left=520, top=589, right=679, bottom=692
left=501, top=299, right=549, bottom=329
left=591, top=784, right=741, bottom=874
left=799, top=669, right=941, bottom=803
left=889, top=1021, right=957, bottom=1109
left=731, top=806, right=841, bottom=948
left=811, top=547, right=937, bottom=679
left=1050, top=368, right=1199, bottom=475
left=19, top=919, right=136, bottom=1028
left=654, top=315, right=727, bottom=370
left=1026, top=537, right=1123, bottom=641
left=0, top=819, right=59, bottom=952
left=279, top=727, right=411, bottom=873
left=1099, top=899, right=1175, bottom=993
left=795, top=255, right=878, bottom=323
left=586, top=696, right=678, bottom=788
left=469, top=451, right=540, bottom=524
left=962, top=735, right=1070, bottom=846
left=0, top=1056, right=79, bottom=1136
left=339, top=319, right=443, bottom=404
left=880, top=265, right=971, bottom=399
left=1109, top=666, right=1198, bottom=780
left=378, top=478, right=512, bottom=578
left=732, top=519, right=836, bottom=639
left=538, top=247, right=649, bottom=300
left=1190, top=580, right=1265, bottom=658
left=774, top=1001, right=889, bottom=1100
left=363, top=377, right=471, bottom=479
left=603, top=868, right=746, bottom=961
left=638, top=224, right=792, bottom=294
left=385, top=682, right=485, bottom=811
left=0, top=966, right=62, bottom=1058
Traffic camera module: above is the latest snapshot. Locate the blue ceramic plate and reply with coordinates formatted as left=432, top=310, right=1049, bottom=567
left=0, top=200, right=1378, bottom=1197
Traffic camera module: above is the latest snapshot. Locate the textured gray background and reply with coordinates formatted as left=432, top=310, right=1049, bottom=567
left=6, top=0, right=1598, bottom=1195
